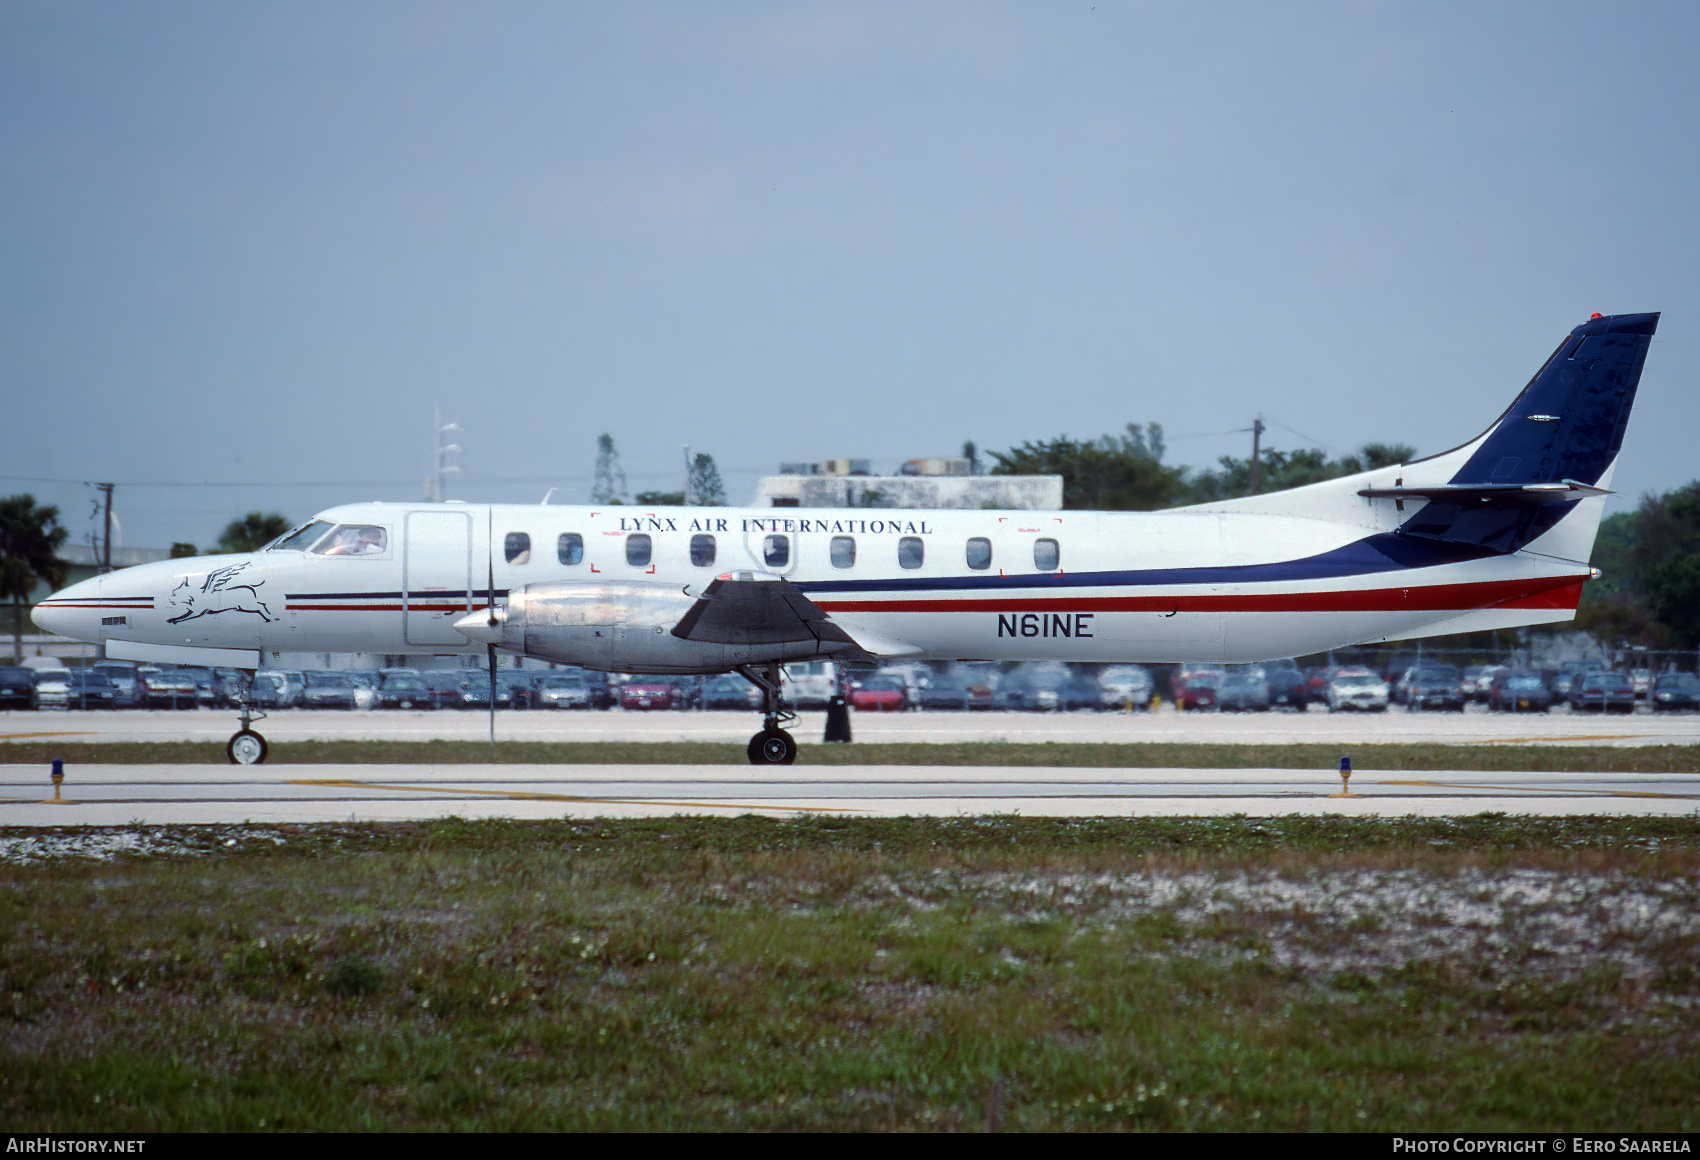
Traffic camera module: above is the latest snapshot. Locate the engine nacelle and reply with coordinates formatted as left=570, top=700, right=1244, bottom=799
left=494, top=580, right=843, bottom=673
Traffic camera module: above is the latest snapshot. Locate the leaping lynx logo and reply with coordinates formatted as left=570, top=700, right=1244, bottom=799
left=166, top=563, right=275, bottom=624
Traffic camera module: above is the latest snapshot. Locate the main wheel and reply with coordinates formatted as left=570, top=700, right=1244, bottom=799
left=227, top=729, right=268, bottom=765
left=747, top=728, right=797, bottom=765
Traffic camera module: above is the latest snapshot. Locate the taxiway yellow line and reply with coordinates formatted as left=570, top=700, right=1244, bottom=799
left=288, top=778, right=856, bottom=813
left=1379, top=779, right=1699, bottom=800
left=0, top=732, right=95, bottom=740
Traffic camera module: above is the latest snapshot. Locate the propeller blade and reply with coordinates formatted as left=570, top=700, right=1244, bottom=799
left=487, top=516, right=498, bottom=748
left=487, top=642, right=498, bottom=747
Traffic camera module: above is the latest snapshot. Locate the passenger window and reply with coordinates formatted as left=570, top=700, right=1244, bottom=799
left=690, top=534, right=716, bottom=567
left=315, top=525, right=388, bottom=556
left=504, top=532, right=531, bottom=565
left=627, top=534, right=652, bottom=567
left=557, top=533, right=584, bottom=566
left=898, top=537, right=924, bottom=569
left=965, top=537, right=992, bottom=571
left=830, top=536, right=855, bottom=569
left=764, top=535, right=790, bottom=568
left=1034, top=538, right=1060, bottom=571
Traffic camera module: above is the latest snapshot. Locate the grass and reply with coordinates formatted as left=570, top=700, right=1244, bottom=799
left=3, top=814, right=1698, bottom=1131
left=5, top=739, right=1700, bottom=772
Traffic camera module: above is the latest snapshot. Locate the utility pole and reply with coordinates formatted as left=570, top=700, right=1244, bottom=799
left=428, top=409, right=463, bottom=502
left=96, top=483, right=115, bottom=573
left=1248, top=417, right=1265, bottom=495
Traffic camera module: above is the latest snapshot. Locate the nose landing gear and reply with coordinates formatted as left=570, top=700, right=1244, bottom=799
left=737, top=662, right=797, bottom=765
left=225, top=670, right=269, bottom=765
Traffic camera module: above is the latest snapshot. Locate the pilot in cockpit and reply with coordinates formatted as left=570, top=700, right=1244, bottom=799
left=317, top=525, right=387, bottom=556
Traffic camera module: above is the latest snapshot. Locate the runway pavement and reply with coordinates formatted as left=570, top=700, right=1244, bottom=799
left=4, top=703, right=1699, bottom=748
left=5, top=762, right=1698, bottom=825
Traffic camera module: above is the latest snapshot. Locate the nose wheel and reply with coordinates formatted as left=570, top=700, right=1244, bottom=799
left=225, top=670, right=269, bottom=765
left=737, top=662, right=798, bottom=765
left=228, top=729, right=268, bottom=765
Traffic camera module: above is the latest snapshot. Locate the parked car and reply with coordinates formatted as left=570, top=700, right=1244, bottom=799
left=1462, top=665, right=1506, bottom=704
left=782, top=661, right=837, bottom=709
left=1487, top=669, right=1552, bottom=713
left=1326, top=668, right=1389, bottom=712
left=345, top=670, right=381, bottom=710
left=452, top=674, right=509, bottom=710
left=248, top=671, right=300, bottom=709
left=0, top=667, right=38, bottom=710
left=33, top=670, right=71, bottom=710
left=421, top=670, right=471, bottom=710
left=1651, top=672, right=1700, bottom=712
left=621, top=676, right=688, bottom=711
left=850, top=676, right=908, bottom=712
left=1550, top=661, right=1591, bottom=700
left=1218, top=670, right=1271, bottom=711
left=916, top=674, right=972, bottom=711
left=175, top=665, right=217, bottom=707
left=1399, top=665, right=1466, bottom=712
left=1174, top=672, right=1220, bottom=711
left=378, top=672, right=433, bottom=709
left=1172, top=663, right=1225, bottom=701
left=1263, top=664, right=1308, bottom=709
left=1304, top=665, right=1343, bottom=705
left=498, top=670, right=541, bottom=709
left=91, top=663, right=144, bottom=707
left=1097, top=665, right=1154, bottom=710
left=301, top=671, right=360, bottom=710
left=62, top=670, right=119, bottom=709
left=138, top=667, right=200, bottom=709
left=1568, top=671, right=1636, bottom=713
left=700, top=675, right=759, bottom=710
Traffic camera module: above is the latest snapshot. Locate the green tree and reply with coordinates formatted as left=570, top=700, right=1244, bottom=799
left=989, top=422, right=1187, bottom=510
left=634, top=491, right=685, bottom=505
left=0, top=494, right=68, bottom=663
left=170, top=542, right=199, bottom=559
left=1184, top=442, right=1415, bottom=503
left=688, top=452, right=726, bottom=506
left=217, top=512, right=292, bottom=553
left=592, top=434, right=627, bottom=505
left=1575, top=483, right=1700, bottom=649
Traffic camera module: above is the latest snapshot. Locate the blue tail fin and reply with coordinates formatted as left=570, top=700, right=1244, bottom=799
left=1392, top=312, right=1658, bottom=553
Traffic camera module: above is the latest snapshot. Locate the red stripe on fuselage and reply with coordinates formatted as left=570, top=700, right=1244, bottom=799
left=812, top=575, right=1586, bottom=614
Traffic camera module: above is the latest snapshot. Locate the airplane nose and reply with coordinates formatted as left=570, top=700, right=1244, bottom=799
left=453, top=607, right=508, bottom=646
left=31, top=575, right=103, bottom=642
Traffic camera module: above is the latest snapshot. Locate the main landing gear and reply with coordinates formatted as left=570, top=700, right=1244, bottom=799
left=737, top=662, right=797, bottom=765
left=226, top=670, right=269, bottom=765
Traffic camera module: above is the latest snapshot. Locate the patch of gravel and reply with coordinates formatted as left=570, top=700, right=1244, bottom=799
left=0, top=827, right=289, bottom=864
left=858, top=867, right=1700, bottom=985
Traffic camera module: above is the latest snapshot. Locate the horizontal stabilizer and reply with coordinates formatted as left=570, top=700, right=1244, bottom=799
left=1359, top=479, right=1612, bottom=506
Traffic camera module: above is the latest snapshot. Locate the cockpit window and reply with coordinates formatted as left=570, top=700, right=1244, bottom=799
left=269, top=520, right=333, bottom=552
left=313, top=525, right=388, bottom=556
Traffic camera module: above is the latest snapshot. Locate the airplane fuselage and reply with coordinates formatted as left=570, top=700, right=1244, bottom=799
left=37, top=492, right=1591, bottom=670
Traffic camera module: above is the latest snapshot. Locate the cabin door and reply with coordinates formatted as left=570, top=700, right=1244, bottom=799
left=404, top=509, right=474, bottom=646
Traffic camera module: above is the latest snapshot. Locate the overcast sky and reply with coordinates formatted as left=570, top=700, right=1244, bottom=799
left=3, top=1, right=1696, bottom=552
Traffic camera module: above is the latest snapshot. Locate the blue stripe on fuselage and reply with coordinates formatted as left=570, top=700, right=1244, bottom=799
left=792, top=533, right=1494, bottom=596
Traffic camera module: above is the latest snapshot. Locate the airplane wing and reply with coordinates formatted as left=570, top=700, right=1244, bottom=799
left=670, top=571, right=856, bottom=646
left=670, top=571, right=919, bottom=657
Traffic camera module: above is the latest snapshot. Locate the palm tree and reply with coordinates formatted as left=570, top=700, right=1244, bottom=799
left=217, top=512, right=292, bottom=553
left=0, top=495, right=68, bottom=663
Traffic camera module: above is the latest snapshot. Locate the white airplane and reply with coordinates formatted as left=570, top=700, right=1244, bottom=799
left=35, top=311, right=1659, bottom=766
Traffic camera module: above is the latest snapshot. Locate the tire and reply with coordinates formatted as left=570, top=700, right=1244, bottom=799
left=747, top=728, right=797, bottom=765
left=227, top=729, right=267, bottom=765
